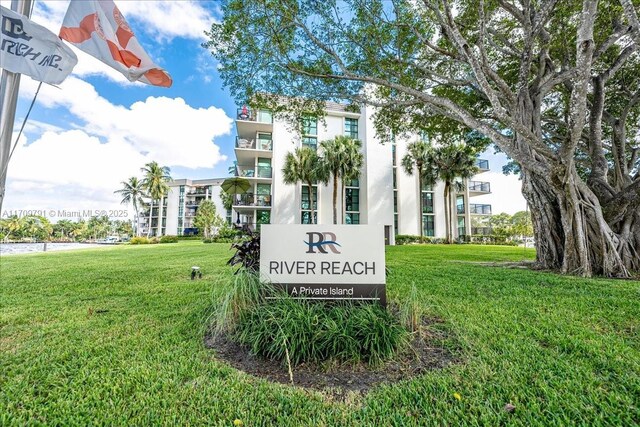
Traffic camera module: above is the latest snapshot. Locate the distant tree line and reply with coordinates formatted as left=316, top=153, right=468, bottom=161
left=0, top=215, right=133, bottom=242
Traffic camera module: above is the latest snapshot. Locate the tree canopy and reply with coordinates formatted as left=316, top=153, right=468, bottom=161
left=206, top=0, right=640, bottom=277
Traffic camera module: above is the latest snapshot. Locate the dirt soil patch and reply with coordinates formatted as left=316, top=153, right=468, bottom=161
left=205, top=317, right=456, bottom=398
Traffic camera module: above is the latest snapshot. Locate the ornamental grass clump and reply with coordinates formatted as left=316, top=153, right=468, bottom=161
left=233, top=297, right=409, bottom=366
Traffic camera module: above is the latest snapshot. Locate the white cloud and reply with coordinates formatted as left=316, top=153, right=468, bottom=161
left=29, top=0, right=217, bottom=84
left=4, top=130, right=148, bottom=218
left=19, top=76, right=231, bottom=169
left=33, top=0, right=215, bottom=41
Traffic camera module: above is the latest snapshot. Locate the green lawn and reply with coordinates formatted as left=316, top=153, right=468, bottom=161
left=1, top=242, right=638, bottom=425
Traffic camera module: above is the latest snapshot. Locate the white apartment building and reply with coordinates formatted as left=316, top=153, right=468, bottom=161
left=143, top=103, right=493, bottom=240
left=139, top=178, right=227, bottom=237
left=230, top=104, right=493, bottom=244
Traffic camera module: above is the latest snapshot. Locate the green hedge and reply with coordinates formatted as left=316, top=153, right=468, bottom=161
left=159, top=235, right=179, bottom=243
left=395, top=235, right=445, bottom=245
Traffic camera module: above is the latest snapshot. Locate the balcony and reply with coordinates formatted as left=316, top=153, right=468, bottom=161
left=235, top=136, right=273, bottom=163
left=470, top=204, right=492, bottom=215
left=232, top=193, right=272, bottom=207
left=236, top=107, right=274, bottom=140
left=468, top=180, right=491, bottom=194
left=236, top=166, right=273, bottom=180
left=476, top=159, right=489, bottom=171
left=235, top=136, right=272, bottom=151
left=236, top=107, right=272, bottom=123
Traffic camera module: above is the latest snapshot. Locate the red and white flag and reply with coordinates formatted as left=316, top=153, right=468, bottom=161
left=59, top=0, right=172, bottom=87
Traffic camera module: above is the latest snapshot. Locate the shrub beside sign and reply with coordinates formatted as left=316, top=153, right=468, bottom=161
left=259, top=224, right=386, bottom=304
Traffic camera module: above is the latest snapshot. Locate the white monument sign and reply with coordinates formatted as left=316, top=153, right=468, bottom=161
left=260, top=224, right=386, bottom=304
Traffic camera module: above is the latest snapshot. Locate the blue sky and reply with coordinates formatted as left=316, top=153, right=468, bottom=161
left=2, top=0, right=525, bottom=220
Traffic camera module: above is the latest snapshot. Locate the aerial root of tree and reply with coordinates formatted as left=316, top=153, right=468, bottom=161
left=524, top=168, right=637, bottom=278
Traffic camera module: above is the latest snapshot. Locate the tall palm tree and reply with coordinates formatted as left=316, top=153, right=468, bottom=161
left=114, top=176, right=147, bottom=236
left=401, top=140, right=432, bottom=237
left=340, top=138, right=363, bottom=223
left=429, top=143, right=479, bottom=244
left=319, top=136, right=351, bottom=224
left=282, top=147, right=326, bottom=224
left=141, top=161, right=172, bottom=237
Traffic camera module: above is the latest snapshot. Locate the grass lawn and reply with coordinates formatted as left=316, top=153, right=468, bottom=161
left=1, top=242, right=638, bottom=425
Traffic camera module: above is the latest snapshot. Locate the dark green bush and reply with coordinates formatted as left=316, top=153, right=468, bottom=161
left=159, top=235, right=179, bottom=243
left=395, top=235, right=437, bottom=245
left=202, top=238, right=214, bottom=243
left=130, top=237, right=150, bottom=245
left=227, top=232, right=260, bottom=273
left=234, top=299, right=409, bottom=366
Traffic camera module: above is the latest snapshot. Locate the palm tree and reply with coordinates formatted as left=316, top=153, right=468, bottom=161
left=428, top=143, right=479, bottom=244
left=114, top=177, right=147, bottom=236
left=3, top=215, right=23, bottom=240
left=319, top=136, right=351, bottom=224
left=141, top=161, right=172, bottom=237
left=401, top=140, right=432, bottom=237
left=340, top=138, right=363, bottom=223
left=282, top=147, right=326, bottom=224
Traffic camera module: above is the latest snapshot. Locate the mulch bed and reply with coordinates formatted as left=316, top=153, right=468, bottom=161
left=204, top=317, right=456, bottom=399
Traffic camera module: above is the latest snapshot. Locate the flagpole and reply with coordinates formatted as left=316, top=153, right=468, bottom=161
left=0, top=0, right=34, bottom=213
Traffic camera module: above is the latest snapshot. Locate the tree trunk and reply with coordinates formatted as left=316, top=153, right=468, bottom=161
left=332, top=172, right=338, bottom=224
left=147, top=200, right=153, bottom=238
left=522, top=166, right=637, bottom=277
left=341, top=181, right=346, bottom=224
left=418, top=175, right=424, bottom=237
left=307, top=181, right=315, bottom=224
left=443, top=182, right=451, bottom=244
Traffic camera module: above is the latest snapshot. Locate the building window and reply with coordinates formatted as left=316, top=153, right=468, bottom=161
left=345, top=179, right=360, bottom=224
left=302, top=136, right=317, bottom=150
left=178, top=185, right=184, bottom=235
left=394, top=214, right=399, bottom=235
left=301, top=185, right=317, bottom=210
left=345, top=213, right=360, bottom=224
left=257, top=132, right=272, bottom=150
left=302, top=116, right=317, bottom=135
left=257, top=158, right=272, bottom=178
left=345, top=118, right=358, bottom=139
left=422, top=192, right=434, bottom=214
left=423, top=215, right=435, bottom=237
left=457, top=216, right=466, bottom=237
left=456, top=195, right=465, bottom=214
left=301, top=185, right=317, bottom=224
left=392, top=143, right=397, bottom=167
left=257, top=109, right=273, bottom=123
left=345, top=188, right=359, bottom=212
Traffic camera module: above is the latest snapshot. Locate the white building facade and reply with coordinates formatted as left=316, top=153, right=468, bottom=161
left=231, top=104, right=493, bottom=244
left=139, top=178, right=227, bottom=237
left=144, top=104, right=494, bottom=240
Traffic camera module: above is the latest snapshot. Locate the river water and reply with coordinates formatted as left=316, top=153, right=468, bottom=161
left=0, top=242, right=107, bottom=256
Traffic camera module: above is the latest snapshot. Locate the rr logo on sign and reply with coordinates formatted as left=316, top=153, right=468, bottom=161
left=1, top=15, right=32, bottom=41
left=304, top=232, right=341, bottom=254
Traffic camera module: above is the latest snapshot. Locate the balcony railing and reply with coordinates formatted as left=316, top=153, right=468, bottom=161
left=235, top=136, right=273, bottom=151
left=470, top=204, right=492, bottom=214
left=186, top=189, right=208, bottom=196
left=237, top=166, right=273, bottom=178
left=236, top=107, right=273, bottom=123
left=468, top=181, right=491, bottom=192
left=476, top=159, right=489, bottom=170
left=233, top=194, right=272, bottom=207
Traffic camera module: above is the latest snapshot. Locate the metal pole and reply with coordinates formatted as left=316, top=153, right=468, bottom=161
left=0, top=0, right=34, bottom=213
